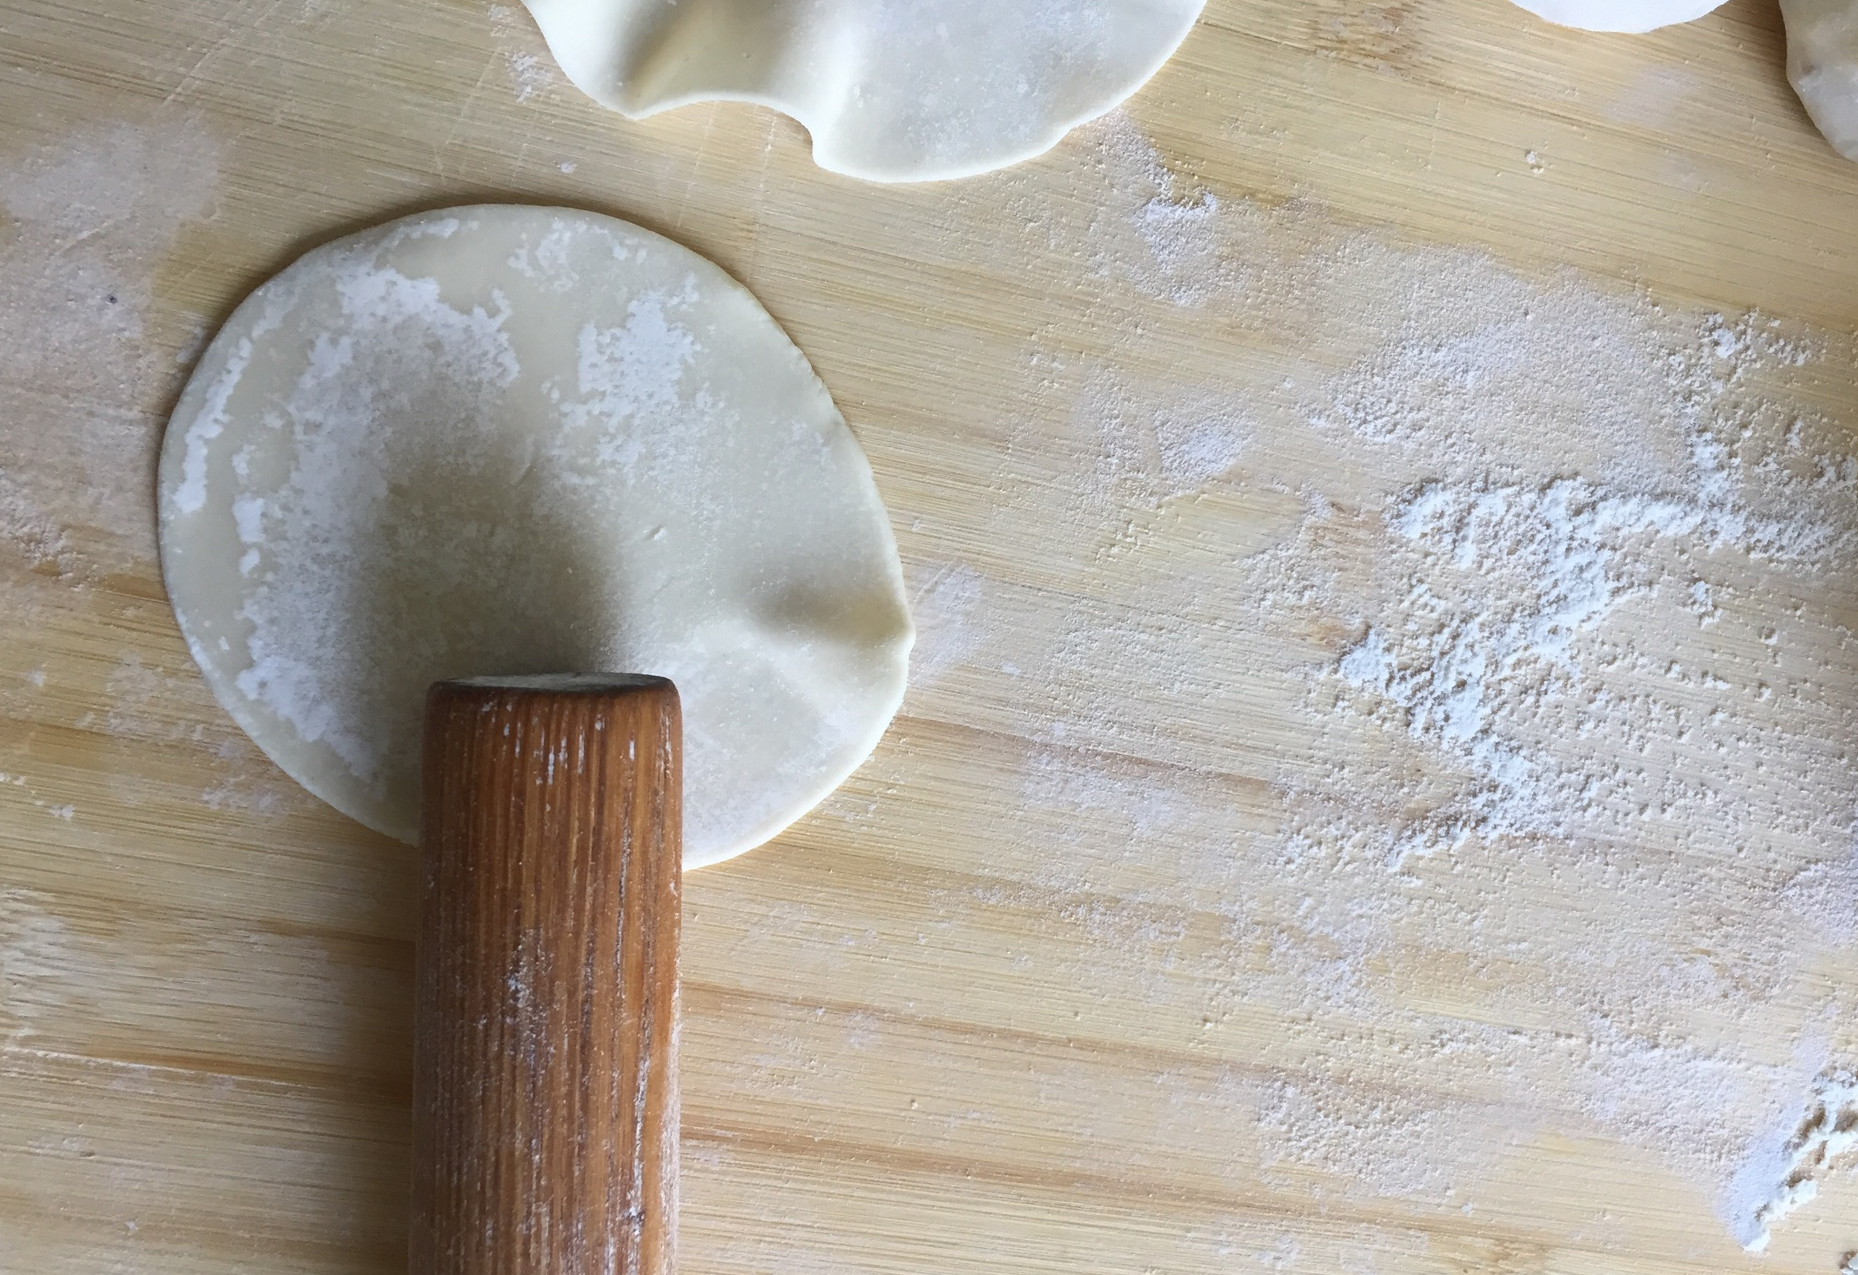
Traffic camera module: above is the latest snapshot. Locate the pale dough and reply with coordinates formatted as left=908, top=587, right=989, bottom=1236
left=1506, top=0, right=1727, bottom=31
left=1782, top=0, right=1858, bottom=161
left=518, top=0, right=1206, bottom=182
left=158, top=206, right=913, bottom=868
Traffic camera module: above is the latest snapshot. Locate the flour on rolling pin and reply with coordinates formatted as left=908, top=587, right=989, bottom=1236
left=156, top=205, right=913, bottom=868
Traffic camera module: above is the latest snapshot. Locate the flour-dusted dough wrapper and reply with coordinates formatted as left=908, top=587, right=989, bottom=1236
left=519, top=0, right=1206, bottom=181
left=159, top=206, right=913, bottom=867
left=1782, top=0, right=1858, bottom=161
left=1506, top=0, right=1728, bottom=31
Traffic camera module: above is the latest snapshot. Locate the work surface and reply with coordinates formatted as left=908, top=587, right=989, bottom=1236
left=4, top=0, right=1858, bottom=1271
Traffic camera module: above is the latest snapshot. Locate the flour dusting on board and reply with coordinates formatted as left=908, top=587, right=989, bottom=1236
left=903, top=112, right=1858, bottom=1253
left=0, top=119, right=302, bottom=826
left=1731, top=1069, right=1858, bottom=1252
left=908, top=562, right=985, bottom=689
left=489, top=5, right=557, bottom=101
left=0, top=120, right=220, bottom=584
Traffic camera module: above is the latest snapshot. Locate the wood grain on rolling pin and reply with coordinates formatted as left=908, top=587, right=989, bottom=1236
left=414, top=677, right=680, bottom=1275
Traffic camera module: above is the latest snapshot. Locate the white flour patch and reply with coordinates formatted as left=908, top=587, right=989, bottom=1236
left=489, top=5, right=557, bottom=101
left=225, top=254, right=525, bottom=787
left=201, top=776, right=294, bottom=819
left=100, top=653, right=210, bottom=746
left=1087, top=113, right=1243, bottom=306
left=1076, top=366, right=1252, bottom=505
left=1782, top=846, right=1858, bottom=949
left=0, top=467, right=76, bottom=577
left=1603, top=64, right=1707, bottom=129
left=1256, top=1076, right=1514, bottom=1201
left=908, top=562, right=985, bottom=689
left=0, top=119, right=220, bottom=583
left=1730, top=1068, right=1858, bottom=1251
left=926, top=114, right=1858, bottom=1240
left=506, top=51, right=551, bottom=102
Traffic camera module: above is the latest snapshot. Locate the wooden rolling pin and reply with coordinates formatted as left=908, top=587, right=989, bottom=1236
left=410, top=674, right=681, bottom=1275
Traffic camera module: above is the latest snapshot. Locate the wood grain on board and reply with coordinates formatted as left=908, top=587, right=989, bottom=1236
left=1, top=1, right=1856, bottom=1273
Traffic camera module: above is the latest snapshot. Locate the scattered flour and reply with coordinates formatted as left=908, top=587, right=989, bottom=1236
left=1256, top=1075, right=1512, bottom=1200
left=0, top=120, right=278, bottom=818
left=506, top=51, right=551, bottom=102
left=0, top=467, right=75, bottom=577
left=907, top=562, right=985, bottom=689
left=0, top=120, right=220, bottom=589
left=1087, top=116, right=1238, bottom=305
left=3, top=95, right=1856, bottom=1272
left=489, top=5, right=556, bottom=101
left=1733, top=1070, right=1858, bottom=1252
left=1783, top=845, right=1858, bottom=949
left=1603, top=64, right=1706, bottom=129
left=903, top=111, right=1858, bottom=1251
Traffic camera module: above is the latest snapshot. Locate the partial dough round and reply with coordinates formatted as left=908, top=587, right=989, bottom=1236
left=158, top=206, right=913, bottom=867
left=1507, top=0, right=1728, bottom=31
left=1781, top=0, right=1858, bottom=161
left=519, top=0, right=1206, bottom=182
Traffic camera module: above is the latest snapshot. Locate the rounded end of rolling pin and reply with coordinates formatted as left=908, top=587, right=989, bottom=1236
left=437, top=672, right=674, bottom=695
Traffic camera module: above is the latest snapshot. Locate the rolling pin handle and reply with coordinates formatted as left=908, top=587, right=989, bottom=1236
left=412, top=674, right=680, bottom=1275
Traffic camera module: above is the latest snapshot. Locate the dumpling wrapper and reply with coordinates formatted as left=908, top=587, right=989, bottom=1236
left=1506, top=0, right=1728, bottom=32
left=158, top=205, right=913, bottom=868
left=1782, top=0, right=1858, bottom=161
left=518, top=0, right=1207, bottom=181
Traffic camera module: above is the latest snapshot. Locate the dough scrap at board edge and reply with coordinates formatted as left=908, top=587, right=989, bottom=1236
left=1507, top=0, right=1728, bottom=32
left=1782, top=0, right=1858, bottom=162
left=156, top=205, right=913, bottom=869
left=517, top=0, right=1206, bottom=182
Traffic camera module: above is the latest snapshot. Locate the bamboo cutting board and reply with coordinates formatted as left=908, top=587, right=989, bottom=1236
left=3, top=1, right=1858, bottom=1272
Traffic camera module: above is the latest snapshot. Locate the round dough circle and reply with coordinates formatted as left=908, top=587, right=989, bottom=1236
left=1507, top=0, right=1727, bottom=31
left=158, top=205, right=913, bottom=867
left=520, top=0, right=1206, bottom=182
left=1782, top=0, right=1858, bottom=162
